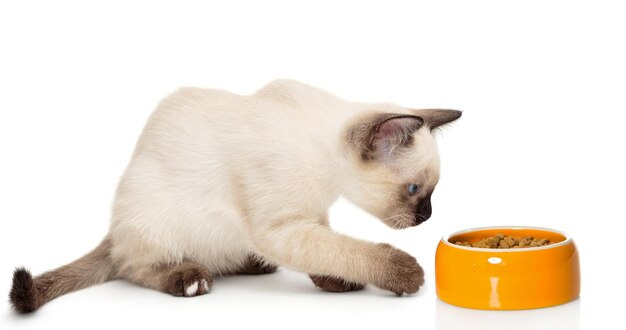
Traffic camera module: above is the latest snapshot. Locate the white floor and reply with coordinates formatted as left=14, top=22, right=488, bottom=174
left=2, top=266, right=587, bottom=330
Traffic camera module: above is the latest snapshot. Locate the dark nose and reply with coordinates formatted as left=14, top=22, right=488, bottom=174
left=415, top=194, right=432, bottom=224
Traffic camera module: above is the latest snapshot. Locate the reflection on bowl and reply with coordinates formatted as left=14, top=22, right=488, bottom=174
left=435, top=226, right=580, bottom=310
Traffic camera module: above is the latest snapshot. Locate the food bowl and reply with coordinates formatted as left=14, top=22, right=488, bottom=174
left=435, top=226, right=580, bottom=310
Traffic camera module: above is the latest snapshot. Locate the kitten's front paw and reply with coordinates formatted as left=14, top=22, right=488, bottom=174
left=309, top=274, right=365, bottom=292
left=374, top=244, right=424, bottom=296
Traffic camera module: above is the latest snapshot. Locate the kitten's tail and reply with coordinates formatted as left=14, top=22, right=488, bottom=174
left=9, top=238, right=115, bottom=313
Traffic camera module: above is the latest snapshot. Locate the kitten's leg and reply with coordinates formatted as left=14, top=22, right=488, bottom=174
left=251, top=220, right=423, bottom=296
left=309, top=274, right=365, bottom=292
left=236, top=254, right=278, bottom=275
left=121, top=261, right=213, bottom=297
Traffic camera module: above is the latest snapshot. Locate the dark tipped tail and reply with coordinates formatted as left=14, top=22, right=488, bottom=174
left=9, top=238, right=115, bottom=313
left=9, top=267, right=37, bottom=313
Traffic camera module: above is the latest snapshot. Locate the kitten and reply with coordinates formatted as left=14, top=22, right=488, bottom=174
left=9, top=80, right=461, bottom=313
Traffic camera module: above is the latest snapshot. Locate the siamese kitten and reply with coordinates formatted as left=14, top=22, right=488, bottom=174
left=9, top=80, right=461, bottom=313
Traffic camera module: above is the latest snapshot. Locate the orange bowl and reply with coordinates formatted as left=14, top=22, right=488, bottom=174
left=435, top=226, right=580, bottom=310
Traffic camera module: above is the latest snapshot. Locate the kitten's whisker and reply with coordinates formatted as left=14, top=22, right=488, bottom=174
left=381, top=214, right=407, bottom=222
left=381, top=213, right=412, bottom=229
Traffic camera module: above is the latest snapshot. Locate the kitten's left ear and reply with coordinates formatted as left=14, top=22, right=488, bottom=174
left=346, top=113, right=424, bottom=160
left=411, top=109, right=462, bottom=130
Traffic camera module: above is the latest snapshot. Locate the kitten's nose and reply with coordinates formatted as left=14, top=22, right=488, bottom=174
left=414, top=194, right=432, bottom=224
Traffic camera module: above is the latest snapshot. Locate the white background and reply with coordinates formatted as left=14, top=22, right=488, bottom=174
left=1, top=1, right=624, bottom=329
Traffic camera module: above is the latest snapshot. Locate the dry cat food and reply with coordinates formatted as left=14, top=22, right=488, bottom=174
left=454, top=234, right=552, bottom=249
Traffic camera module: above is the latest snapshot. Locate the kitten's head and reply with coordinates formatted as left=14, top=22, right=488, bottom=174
left=343, top=108, right=461, bottom=229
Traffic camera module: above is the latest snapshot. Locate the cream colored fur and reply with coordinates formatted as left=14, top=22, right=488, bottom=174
left=109, top=80, right=452, bottom=288
left=10, top=80, right=461, bottom=314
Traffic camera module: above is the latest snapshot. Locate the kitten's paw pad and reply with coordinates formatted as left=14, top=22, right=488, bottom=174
left=309, top=275, right=365, bottom=292
left=165, top=266, right=213, bottom=297
left=185, top=281, right=199, bottom=296
left=201, top=279, right=210, bottom=292
left=375, top=244, right=424, bottom=296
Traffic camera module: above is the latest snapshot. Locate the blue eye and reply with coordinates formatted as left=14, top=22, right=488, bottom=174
left=408, top=184, right=419, bottom=195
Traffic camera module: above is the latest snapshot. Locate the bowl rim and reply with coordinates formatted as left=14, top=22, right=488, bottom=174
left=441, top=225, right=572, bottom=252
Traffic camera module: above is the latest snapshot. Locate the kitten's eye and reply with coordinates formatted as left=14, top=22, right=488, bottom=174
left=408, top=184, right=419, bottom=195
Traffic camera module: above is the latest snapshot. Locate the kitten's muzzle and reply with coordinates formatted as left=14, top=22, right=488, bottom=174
left=414, top=194, right=432, bottom=225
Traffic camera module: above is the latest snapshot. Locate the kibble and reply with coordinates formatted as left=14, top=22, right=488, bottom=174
left=454, top=234, right=552, bottom=249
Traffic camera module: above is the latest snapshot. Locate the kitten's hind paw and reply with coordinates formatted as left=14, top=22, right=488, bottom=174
left=164, top=265, right=212, bottom=297
left=238, top=254, right=278, bottom=275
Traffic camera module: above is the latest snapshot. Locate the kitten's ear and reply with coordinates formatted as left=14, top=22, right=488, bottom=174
left=411, top=109, right=462, bottom=130
left=347, top=113, right=424, bottom=160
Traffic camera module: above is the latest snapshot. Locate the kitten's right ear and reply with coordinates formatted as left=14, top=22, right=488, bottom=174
left=346, top=113, right=424, bottom=161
